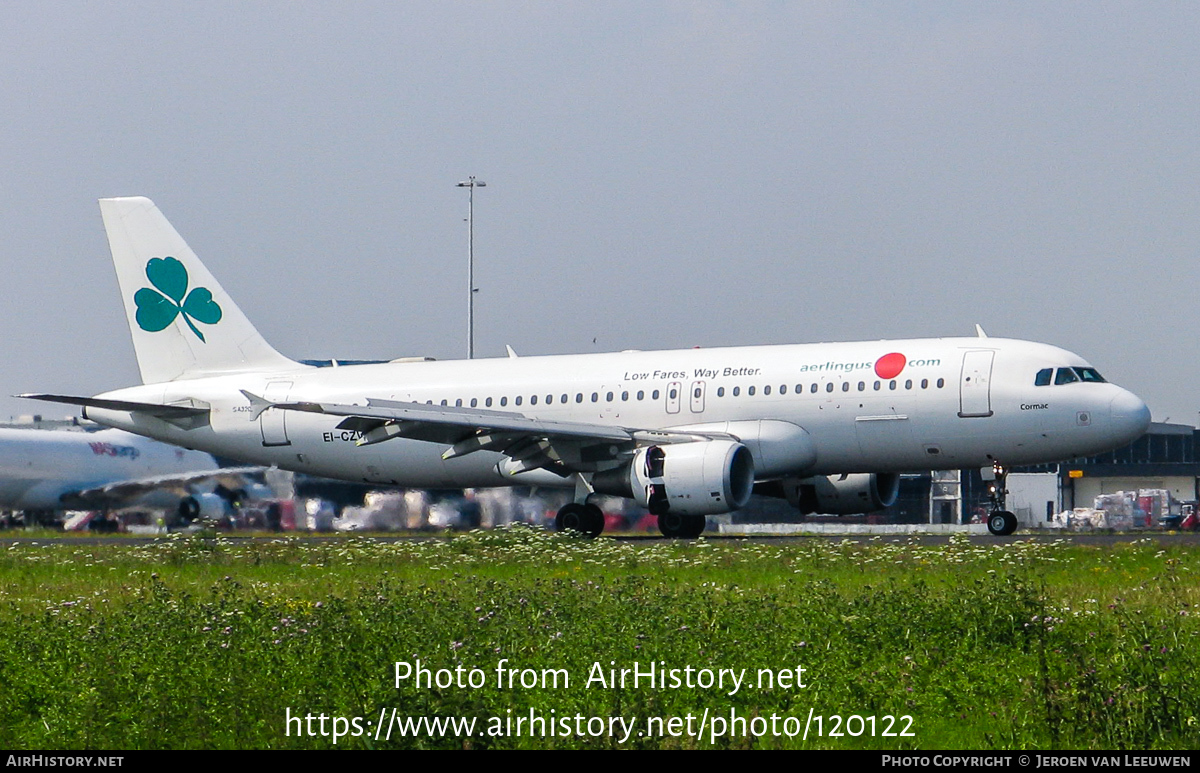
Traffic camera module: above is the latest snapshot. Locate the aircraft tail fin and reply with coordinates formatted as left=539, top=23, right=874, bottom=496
left=99, top=197, right=301, bottom=384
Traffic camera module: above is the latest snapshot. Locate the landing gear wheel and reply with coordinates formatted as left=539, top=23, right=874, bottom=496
left=658, top=512, right=706, bottom=539
left=556, top=503, right=604, bottom=538
left=582, top=503, right=604, bottom=537
left=987, top=510, right=1018, bottom=536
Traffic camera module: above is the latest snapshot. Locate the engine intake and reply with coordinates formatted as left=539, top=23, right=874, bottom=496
left=177, top=492, right=231, bottom=524
left=593, top=440, right=755, bottom=516
left=773, top=473, right=900, bottom=515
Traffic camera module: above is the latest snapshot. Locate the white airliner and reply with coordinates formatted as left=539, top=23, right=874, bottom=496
left=0, top=425, right=250, bottom=525
left=24, top=197, right=1151, bottom=537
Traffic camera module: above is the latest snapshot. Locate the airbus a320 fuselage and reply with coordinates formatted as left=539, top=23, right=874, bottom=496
left=25, top=197, right=1151, bottom=537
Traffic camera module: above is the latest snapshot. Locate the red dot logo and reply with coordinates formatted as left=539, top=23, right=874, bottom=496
left=875, top=352, right=906, bottom=379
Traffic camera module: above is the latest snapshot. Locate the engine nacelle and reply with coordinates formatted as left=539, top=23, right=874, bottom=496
left=177, top=492, right=231, bottom=523
left=223, top=483, right=274, bottom=509
left=779, top=473, right=900, bottom=515
left=593, top=440, right=755, bottom=516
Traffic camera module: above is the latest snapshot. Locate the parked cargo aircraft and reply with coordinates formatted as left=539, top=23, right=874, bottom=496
left=0, top=425, right=254, bottom=525
left=24, top=197, right=1151, bottom=537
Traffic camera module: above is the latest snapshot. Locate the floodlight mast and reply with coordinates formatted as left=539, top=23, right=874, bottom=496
left=456, top=176, right=486, bottom=359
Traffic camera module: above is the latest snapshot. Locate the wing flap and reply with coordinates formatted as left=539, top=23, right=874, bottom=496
left=252, top=393, right=731, bottom=476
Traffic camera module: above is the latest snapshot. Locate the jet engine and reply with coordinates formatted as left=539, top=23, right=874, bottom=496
left=593, top=440, right=755, bottom=516
left=177, top=492, right=231, bottom=524
left=773, top=473, right=901, bottom=515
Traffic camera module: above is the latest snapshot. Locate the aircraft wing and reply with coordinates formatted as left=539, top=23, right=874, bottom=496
left=60, top=467, right=265, bottom=509
left=249, top=392, right=726, bottom=477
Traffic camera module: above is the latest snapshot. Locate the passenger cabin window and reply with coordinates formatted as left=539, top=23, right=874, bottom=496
left=1054, top=368, right=1079, bottom=385
left=1035, top=368, right=1053, bottom=386
left=717, top=387, right=725, bottom=397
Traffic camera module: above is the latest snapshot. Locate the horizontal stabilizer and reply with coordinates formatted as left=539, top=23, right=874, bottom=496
left=18, top=393, right=208, bottom=420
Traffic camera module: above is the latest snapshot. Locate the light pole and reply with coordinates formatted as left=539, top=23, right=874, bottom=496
left=456, top=176, right=486, bottom=359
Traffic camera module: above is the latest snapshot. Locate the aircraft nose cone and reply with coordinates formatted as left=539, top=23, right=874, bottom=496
left=1109, top=389, right=1151, bottom=442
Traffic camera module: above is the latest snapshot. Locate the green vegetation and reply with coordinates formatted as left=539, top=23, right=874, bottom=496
left=0, top=529, right=1197, bottom=749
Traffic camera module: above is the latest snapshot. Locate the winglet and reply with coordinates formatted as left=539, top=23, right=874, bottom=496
left=975, top=324, right=988, bottom=338
left=506, top=344, right=519, bottom=359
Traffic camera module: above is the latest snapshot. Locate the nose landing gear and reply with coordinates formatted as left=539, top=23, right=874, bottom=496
left=983, top=461, right=1018, bottom=536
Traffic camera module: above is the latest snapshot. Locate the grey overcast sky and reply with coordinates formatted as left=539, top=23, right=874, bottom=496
left=2, top=3, right=1197, bottom=424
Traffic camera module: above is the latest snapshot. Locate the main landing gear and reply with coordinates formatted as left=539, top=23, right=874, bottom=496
left=983, top=461, right=1018, bottom=536
left=657, top=511, right=706, bottom=539
left=555, top=502, right=605, bottom=538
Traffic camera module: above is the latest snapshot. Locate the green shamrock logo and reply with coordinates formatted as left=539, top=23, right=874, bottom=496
left=133, top=257, right=222, bottom=342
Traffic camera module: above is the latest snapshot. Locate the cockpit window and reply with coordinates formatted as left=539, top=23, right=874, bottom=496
left=1054, top=368, right=1079, bottom=385
left=1039, top=366, right=1106, bottom=386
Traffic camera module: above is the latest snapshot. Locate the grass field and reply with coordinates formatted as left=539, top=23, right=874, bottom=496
left=0, top=528, right=1197, bottom=749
